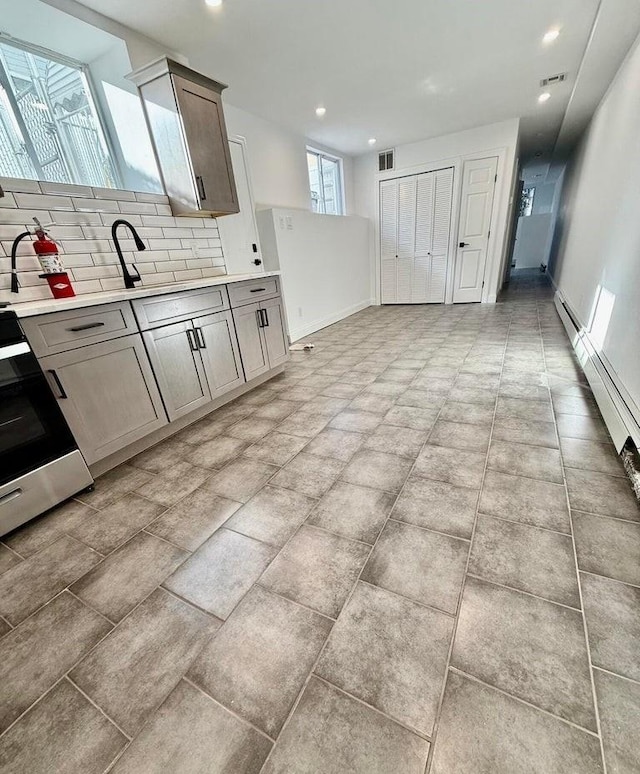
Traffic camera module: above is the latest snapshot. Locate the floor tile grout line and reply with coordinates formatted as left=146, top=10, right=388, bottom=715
left=182, top=675, right=277, bottom=744
left=312, top=673, right=433, bottom=742
left=591, top=663, right=640, bottom=687
left=422, top=320, right=507, bottom=774
left=357, top=577, right=456, bottom=619
left=578, top=568, right=640, bottom=591
left=464, top=573, right=583, bottom=612
left=473, top=509, right=572, bottom=537
left=543, top=306, right=609, bottom=774
left=448, top=666, right=602, bottom=738
left=66, top=675, right=133, bottom=741
left=254, top=582, right=337, bottom=622
left=386, top=515, right=472, bottom=543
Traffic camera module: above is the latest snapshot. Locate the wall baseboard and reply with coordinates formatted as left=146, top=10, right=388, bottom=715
left=288, top=299, right=374, bottom=342
left=554, top=291, right=640, bottom=451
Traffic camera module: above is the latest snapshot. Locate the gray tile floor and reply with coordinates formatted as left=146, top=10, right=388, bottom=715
left=1, top=269, right=639, bottom=773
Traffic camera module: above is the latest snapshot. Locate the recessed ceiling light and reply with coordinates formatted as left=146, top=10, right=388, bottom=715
left=542, top=29, right=560, bottom=44
left=315, top=106, right=326, bottom=117
left=205, top=0, right=223, bottom=6
left=368, top=138, right=377, bottom=146
left=538, top=92, right=551, bottom=103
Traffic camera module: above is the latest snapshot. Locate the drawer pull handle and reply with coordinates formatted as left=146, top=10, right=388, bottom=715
left=67, top=322, right=106, bottom=332
left=196, top=175, right=207, bottom=201
left=47, top=370, right=67, bottom=399
left=195, top=327, right=206, bottom=349
left=186, top=329, right=198, bottom=352
left=0, top=488, right=22, bottom=506
left=250, top=288, right=266, bottom=293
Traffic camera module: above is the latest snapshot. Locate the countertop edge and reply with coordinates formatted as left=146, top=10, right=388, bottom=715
left=9, top=271, right=281, bottom=318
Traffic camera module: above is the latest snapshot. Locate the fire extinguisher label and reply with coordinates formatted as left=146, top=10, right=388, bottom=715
left=39, top=255, right=65, bottom=274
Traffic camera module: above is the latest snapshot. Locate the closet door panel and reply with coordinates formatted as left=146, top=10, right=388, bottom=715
left=381, top=258, right=397, bottom=304
left=415, top=173, right=434, bottom=255
left=428, top=255, right=448, bottom=303
left=380, top=180, right=398, bottom=259
left=396, top=257, right=413, bottom=303
left=397, top=177, right=417, bottom=258
left=433, top=168, right=454, bottom=254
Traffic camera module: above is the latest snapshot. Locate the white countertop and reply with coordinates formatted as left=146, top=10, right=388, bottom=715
left=9, top=271, right=281, bottom=318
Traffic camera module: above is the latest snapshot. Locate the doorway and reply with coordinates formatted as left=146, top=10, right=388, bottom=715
left=452, top=156, right=498, bottom=303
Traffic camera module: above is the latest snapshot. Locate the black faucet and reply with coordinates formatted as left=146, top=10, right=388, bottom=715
left=111, top=219, right=144, bottom=289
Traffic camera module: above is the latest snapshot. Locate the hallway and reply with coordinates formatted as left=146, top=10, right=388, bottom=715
left=1, top=271, right=638, bottom=773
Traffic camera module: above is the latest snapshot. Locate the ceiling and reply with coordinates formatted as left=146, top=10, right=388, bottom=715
left=70, top=0, right=640, bottom=163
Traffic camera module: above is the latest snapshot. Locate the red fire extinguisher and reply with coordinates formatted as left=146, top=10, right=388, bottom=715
left=10, top=217, right=75, bottom=299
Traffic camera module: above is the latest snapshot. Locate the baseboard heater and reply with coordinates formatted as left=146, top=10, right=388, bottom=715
left=553, top=291, right=640, bottom=453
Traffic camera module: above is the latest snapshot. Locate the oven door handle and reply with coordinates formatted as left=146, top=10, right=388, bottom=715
left=0, top=488, right=22, bottom=507
left=47, top=369, right=68, bottom=399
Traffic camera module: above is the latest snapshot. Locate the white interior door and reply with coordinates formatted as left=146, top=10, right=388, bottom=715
left=217, top=138, right=263, bottom=275
left=453, top=157, right=498, bottom=303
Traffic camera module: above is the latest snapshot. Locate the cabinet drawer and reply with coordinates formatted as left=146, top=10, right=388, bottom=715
left=133, top=285, right=229, bottom=330
left=228, top=277, right=280, bottom=308
left=21, top=302, right=137, bottom=357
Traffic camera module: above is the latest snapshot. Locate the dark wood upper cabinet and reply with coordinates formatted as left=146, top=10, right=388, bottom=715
left=129, top=58, right=239, bottom=217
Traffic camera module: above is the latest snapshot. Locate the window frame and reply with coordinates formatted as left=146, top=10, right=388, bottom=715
left=306, top=146, right=345, bottom=216
left=0, top=33, right=121, bottom=188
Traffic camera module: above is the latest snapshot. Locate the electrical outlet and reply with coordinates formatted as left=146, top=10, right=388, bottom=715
left=298, top=307, right=303, bottom=318
left=190, top=244, right=199, bottom=259
left=286, top=216, right=293, bottom=230
left=279, top=216, right=285, bottom=230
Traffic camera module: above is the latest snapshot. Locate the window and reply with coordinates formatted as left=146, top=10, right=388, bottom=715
left=0, top=38, right=119, bottom=188
left=519, top=186, right=535, bottom=217
left=307, top=148, right=344, bottom=215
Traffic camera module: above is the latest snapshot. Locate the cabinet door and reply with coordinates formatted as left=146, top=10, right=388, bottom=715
left=40, top=336, right=167, bottom=465
left=232, top=302, right=269, bottom=381
left=172, top=74, right=239, bottom=214
left=143, top=321, right=211, bottom=421
left=260, top=297, right=289, bottom=369
left=194, top=310, right=245, bottom=399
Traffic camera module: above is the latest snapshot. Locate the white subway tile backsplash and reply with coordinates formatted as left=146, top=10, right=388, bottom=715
left=73, top=197, right=120, bottom=213
left=174, top=269, right=203, bottom=281
left=1, top=182, right=227, bottom=302
left=0, top=177, right=42, bottom=194
left=15, top=193, right=74, bottom=210
left=92, top=186, right=136, bottom=201
left=119, top=201, right=158, bottom=215
left=0, top=192, right=16, bottom=208
left=134, top=192, right=167, bottom=204
left=41, top=182, right=93, bottom=198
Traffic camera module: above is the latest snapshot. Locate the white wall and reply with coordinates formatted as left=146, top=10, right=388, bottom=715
left=550, top=31, right=640, bottom=419
left=512, top=181, right=561, bottom=269
left=225, top=105, right=356, bottom=214
left=354, top=119, right=520, bottom=303
left=257, top=209, right=371, bottom=341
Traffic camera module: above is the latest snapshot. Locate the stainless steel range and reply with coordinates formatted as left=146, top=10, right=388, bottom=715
left=0, top=308, right=93, bottom=537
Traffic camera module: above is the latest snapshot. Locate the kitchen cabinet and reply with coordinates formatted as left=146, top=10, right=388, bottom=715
left=40, top=335, right=167, bottom=465
left=130, top=58, right=238, bottom=217
left=143, top=310, right=244, bottom=421
left=232, top=297, right=288, bottom=381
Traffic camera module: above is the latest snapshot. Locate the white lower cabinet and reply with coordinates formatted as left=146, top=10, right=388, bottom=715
left=40, top=335, right=167, bottom=465
left=143, top=310, right=245, bottom=422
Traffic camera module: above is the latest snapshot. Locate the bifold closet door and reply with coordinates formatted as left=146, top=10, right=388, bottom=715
left=380, top=167, right=453, bottom=304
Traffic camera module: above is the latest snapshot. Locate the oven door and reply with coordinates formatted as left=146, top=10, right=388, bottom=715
left=0, top=341, right=78, bottom=487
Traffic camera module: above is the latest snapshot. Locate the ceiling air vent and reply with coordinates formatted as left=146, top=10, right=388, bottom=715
left=378, top=149, right=394, bottom=172
left=540, top=72, right=568, bottom=88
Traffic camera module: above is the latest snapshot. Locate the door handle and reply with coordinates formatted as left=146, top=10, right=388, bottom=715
left=186, top=329, right=198, bottom=351
left=67, top=321, right=105, bottom=332
left=262, top=308, right=269, bottom=327
left=459, top=242, right=469, bottom=247
left=195, top=175, right=207, bottom=201
left=195, top=327, right=206, bottom=349
left=47, top=369, right=67, bottom=399
left=256, top=309, right=265, bottom=328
